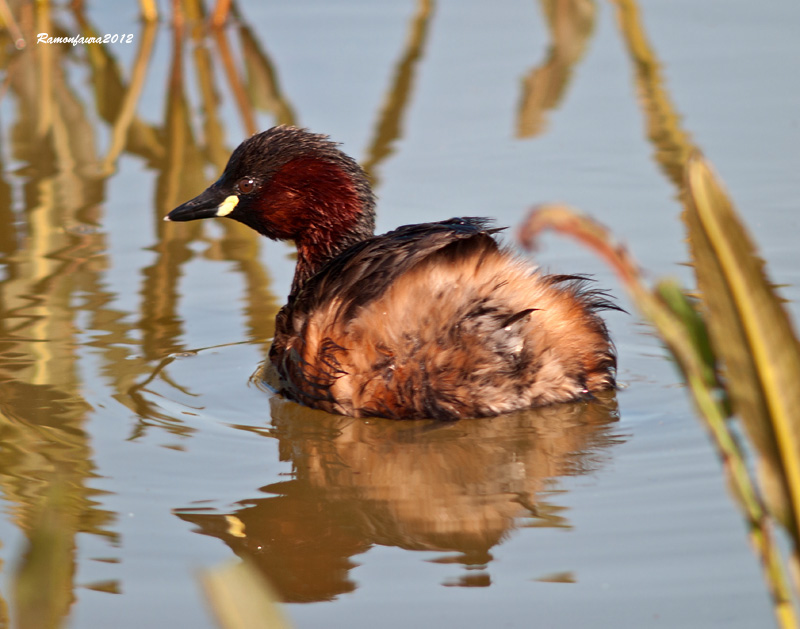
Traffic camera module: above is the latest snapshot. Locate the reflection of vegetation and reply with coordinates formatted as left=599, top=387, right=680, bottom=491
left=610, top=0, right=692, bottom=186
left=14, top=478, right=75, bottom=629
left=0, top=1, right=297, bottom=626
left=0, top=0, right=441, bottom=625
left=516, top=0, right=596, bottom=138
left=362, top=0, right=435, bottom=186
left=178, top=394, right=622, bottom=600
left=520, top=1, right=800, bottom=625
left=1, top=4, right=121, bottom=622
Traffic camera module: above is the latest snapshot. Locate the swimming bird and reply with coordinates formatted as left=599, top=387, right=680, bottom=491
left=166, top=126, right=617, bottom=420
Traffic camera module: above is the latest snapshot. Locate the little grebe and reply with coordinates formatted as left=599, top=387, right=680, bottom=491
left=167, top=126, right=617, bottom=420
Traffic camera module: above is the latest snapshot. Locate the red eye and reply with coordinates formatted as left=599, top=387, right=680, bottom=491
left=238, top=177, right=255, bottom=194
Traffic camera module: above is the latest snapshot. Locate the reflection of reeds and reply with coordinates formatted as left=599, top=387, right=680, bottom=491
left=34, top=1, right=53, bottom=138
left=100, top=21, right=158, bottom=174
left=140, top=0, right=157, bottom=22
left=610, top=0, right=692, bottom=186
left=0, top=0, right=25, bottom=49
left=0, top=0, right=446, bottom=623
left=0, top=5, right=123, bottom=619
left=192, top=27, right=231, bottom=170
left=13, top=478, right=75, bottom=629
left=211, top=25, right=257, bottom=136
left=516, top=0, right=596, bottom=138
left=362, top=0, right=435, bottom=186
left=237, top=22, right=297, bottom=128
left=0, top=2, right=304, bottom=623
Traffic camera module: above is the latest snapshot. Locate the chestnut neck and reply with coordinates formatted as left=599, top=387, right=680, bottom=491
left=260, top=156, right=376, bottom=296
left=292, top=218, right=372, bottom=295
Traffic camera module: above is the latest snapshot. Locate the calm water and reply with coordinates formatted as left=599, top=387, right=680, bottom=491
left=1, top=0, right=798, bottom=627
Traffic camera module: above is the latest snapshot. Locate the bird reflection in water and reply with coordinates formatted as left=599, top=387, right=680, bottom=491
left=175, top=392, right=623, bottom=602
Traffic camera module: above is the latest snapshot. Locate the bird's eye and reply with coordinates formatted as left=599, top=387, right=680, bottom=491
left=238, top=177, right=255, bottom=194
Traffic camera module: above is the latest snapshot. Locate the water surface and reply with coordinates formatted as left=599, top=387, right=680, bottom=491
left=0, top=0, right=798, bottom=627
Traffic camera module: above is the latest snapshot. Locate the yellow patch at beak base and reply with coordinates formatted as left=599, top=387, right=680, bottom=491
left=216, top=195, right=239, bottom=217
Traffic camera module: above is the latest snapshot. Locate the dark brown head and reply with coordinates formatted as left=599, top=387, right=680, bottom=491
left=166, top=126, right=376, bottom=289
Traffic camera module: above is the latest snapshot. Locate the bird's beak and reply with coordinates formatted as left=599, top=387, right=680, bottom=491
left=164, top=185, right=239, bottom=222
